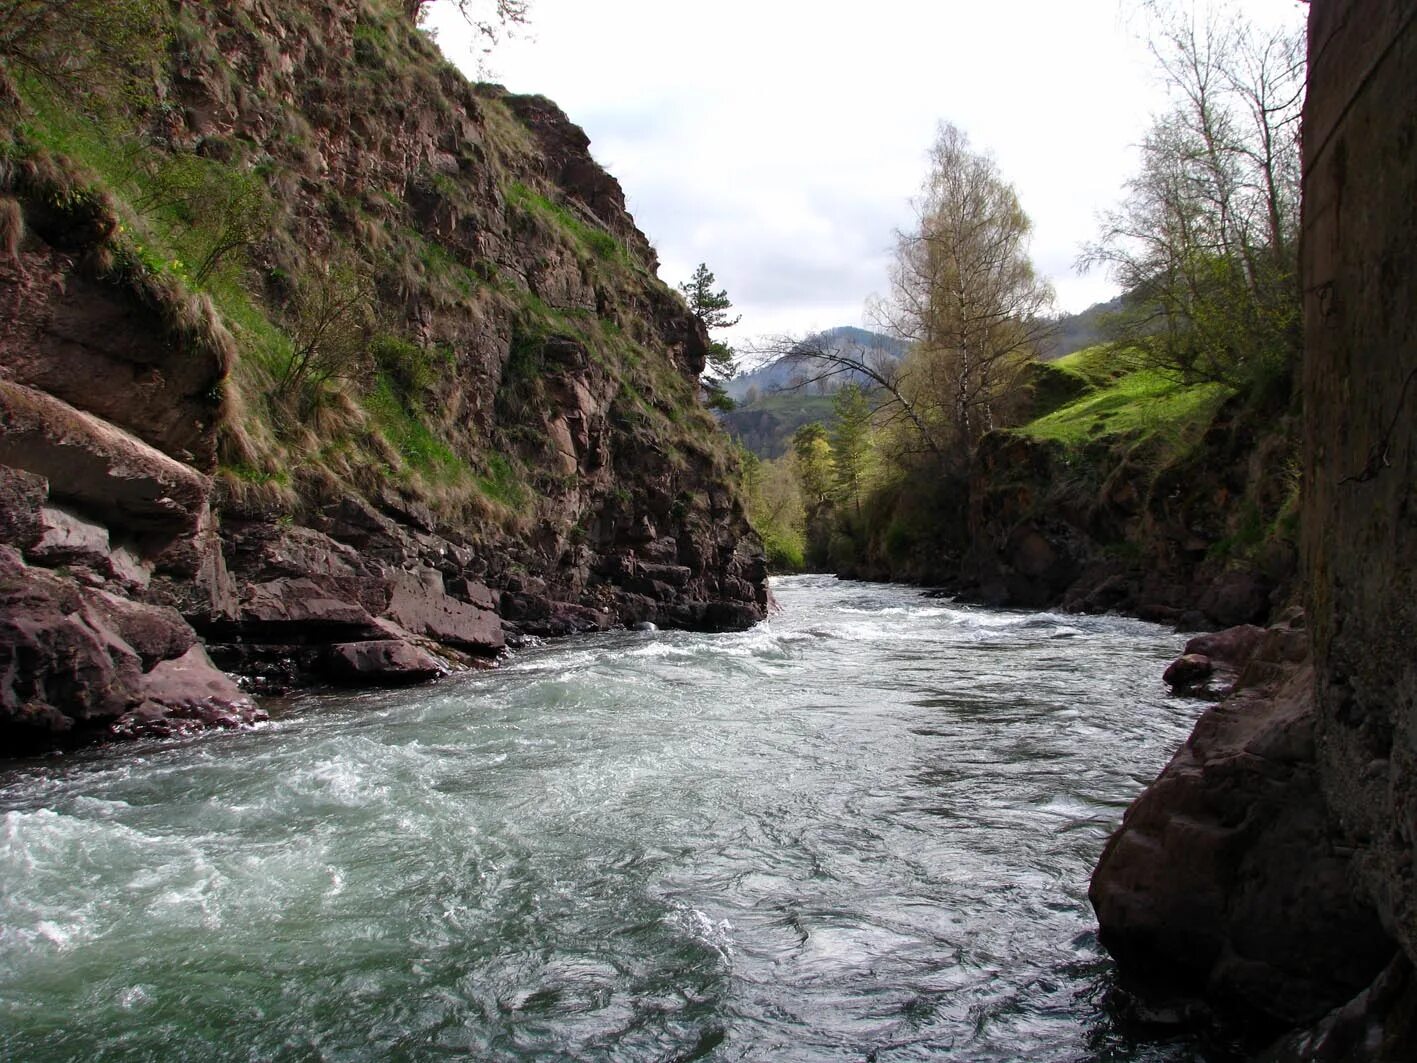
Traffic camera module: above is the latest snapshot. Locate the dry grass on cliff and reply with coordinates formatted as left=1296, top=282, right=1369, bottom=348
left=3, top=0, right=742, bottom=547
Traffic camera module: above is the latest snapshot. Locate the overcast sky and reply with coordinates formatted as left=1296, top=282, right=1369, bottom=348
left=427, top=0, right=1306, bottom=347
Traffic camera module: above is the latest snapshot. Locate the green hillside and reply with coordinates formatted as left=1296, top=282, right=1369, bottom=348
left=719, top=391, right=837, bottom=458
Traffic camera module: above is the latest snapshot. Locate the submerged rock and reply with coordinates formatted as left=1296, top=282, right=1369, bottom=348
left=1162, top=653, right=1213, bottom=690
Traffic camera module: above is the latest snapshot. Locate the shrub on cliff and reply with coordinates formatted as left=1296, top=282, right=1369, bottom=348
left=0, top=0, right=167, bottom=109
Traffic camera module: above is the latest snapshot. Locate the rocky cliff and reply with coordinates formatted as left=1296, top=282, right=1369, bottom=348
left=958, top=393, right=1297, bottom=629
left=832, top=368, right=1298, bottom=631
left=0, top=0, right=767, bottom=752
left=1091, top=1, right=1417, bottom=1056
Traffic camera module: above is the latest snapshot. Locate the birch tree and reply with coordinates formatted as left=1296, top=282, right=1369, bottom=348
left=1082, top=1, right=1304, bottom=384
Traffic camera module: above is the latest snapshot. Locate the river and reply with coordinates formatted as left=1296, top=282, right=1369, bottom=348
left=1, top=575, right=1211, bottom=1061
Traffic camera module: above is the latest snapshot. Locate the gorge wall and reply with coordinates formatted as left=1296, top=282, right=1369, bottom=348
left=1091, top=0, right=1417, bottom=1056
left=0, top=0, right=767, bottom=752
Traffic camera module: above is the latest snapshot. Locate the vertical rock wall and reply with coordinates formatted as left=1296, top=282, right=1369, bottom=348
left=1091, top=2, right=1417, bottom=1053
left=1301, top=0, right=1417, bottom=970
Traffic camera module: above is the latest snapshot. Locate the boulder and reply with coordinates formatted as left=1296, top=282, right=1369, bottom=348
left=1092, top=657, right=1393, bottom=1032
left=0, top=571, right=144, bottom=735
left=0, top=380, right=208, bottom=536
left=1184, top=624, right=1268, bottom=668
left=1162, top=653, right=1214, bottom=690
left=127, top=644, right=262, bottom=730
left=514, top=601, right=611, bottom=638
left=238, top=577, right=379, bottom=635
left=1198, top=569, right=1272, bottom=627
left=325, top=640, right=446, bottom=684
left=380, top=567, right=504, bottom=654
left=446, top=576, right=498, bottom=610
left=1260, top=954, right=1417, bottom=1062
left=84, top=590, right=197, bottom=669
left=0, top=552, right=260, bottom=750
left=28, top=505, right=111, bottom=568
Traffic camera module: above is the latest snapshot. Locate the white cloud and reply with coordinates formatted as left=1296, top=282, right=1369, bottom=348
left=427, top=0, right=1308, bottom=341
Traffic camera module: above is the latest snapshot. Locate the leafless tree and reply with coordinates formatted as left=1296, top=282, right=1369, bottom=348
left=1081, top=1, right=1304, bottom=384
left=405, top=0, right=529, bottom=52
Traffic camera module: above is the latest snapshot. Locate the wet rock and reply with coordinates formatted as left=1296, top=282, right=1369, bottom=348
left=1091, top=658, right=1392, bottom=1032
left=0, top=552, right=259, bottom=751
left=1259, top=954, right=1417, bottom=1062
left=1184, top=624, right=1267, bottom=668
left=128, top=644, right=262, bottom=729
left=325, top=640, right=446, bottom=684
left=0, top=566, right=144, bottom=736
left=514, top=601, right=611, bottom=638
left=1162, top=653, right=1213, bottom=690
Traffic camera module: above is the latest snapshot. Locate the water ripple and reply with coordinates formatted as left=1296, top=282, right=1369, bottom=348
left=0, top=576, right=1210, bottom=1061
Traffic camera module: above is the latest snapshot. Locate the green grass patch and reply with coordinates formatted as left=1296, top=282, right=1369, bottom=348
left=218, top=462, right=289, bottom=487
left=1052, top=344, right=1148, bottom=387
left=365, top=375, right=467, bottom=483
left=1022, top=366, right=1232, bottom=449
left=476, top=451, right=527, bottom=510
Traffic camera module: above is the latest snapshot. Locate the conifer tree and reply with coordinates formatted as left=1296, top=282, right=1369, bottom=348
left=679, top=263, right=741, bottom=398
left=830, top=385, right=873, bottom=516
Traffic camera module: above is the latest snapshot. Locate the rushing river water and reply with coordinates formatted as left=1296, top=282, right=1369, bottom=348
left=1, top=576, right=1211, bottom=1062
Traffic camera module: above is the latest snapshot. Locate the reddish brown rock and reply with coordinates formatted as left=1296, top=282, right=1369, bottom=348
left=325, top=640, right=446, bottom=684
left=84, top=590, right=197, bottom=669
left=1183, top=624, right=1267, bottom=668
left=379, top=567, right=504, bottom=654
left=0, top=380, right=208, bottom=535
left=239, top=578, right=378, bottom=634
left=0, top=551, right=260, bottom=751
left=129, top=644, right=260, bottom=727
left=28, top=505, right=111, bottom=568
left=1092, top=652, right=1392, bottom=1032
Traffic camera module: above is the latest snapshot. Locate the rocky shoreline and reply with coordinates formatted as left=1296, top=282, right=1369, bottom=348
left=0, top=379, right=767, bottom=752
left=1087, top=2, right=1417, bottom=1056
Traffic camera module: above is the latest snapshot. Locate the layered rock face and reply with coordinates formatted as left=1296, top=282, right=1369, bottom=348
left=958, top=402, right=1296, bottom=630
left=0, top=1, right=767, bottom=750
left=1092, top=0, right=1417, bottom=1055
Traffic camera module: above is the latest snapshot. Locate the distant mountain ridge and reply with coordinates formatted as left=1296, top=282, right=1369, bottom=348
left=724, top=326, right=907, bottom=401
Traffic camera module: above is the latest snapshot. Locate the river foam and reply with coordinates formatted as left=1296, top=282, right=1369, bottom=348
left=0, top=576, right=1208, bottom=1061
